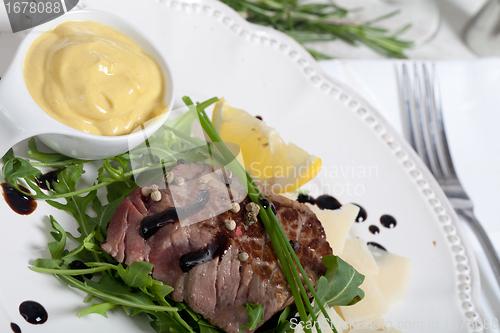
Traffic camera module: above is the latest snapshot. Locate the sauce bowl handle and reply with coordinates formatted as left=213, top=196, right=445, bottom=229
left=0, top=74, right=47, bottom=157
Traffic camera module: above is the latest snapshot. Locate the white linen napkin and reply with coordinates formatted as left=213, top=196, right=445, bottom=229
left=318, top=58, right=500, bottom=328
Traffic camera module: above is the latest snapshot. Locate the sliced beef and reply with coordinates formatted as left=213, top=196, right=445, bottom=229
left=101, top=163, right=332, bottom=333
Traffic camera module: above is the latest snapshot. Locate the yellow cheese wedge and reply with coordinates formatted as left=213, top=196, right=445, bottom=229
left=340, top=238, right=379, bottom=276
left=306, top=203, right=358, bottom=254
left=368, top=245, right=412, bottom=306
left=339, top=271, right=389, bottom=324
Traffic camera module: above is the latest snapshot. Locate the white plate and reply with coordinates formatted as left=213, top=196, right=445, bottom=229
left=0, top=0, right=488, bottom=332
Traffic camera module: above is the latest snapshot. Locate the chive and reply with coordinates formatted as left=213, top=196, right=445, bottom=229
left=186, top=96, right=338, bottom=333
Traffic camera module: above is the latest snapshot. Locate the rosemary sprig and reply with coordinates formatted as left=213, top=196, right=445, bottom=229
left=183, top=96, right=337, bottom=333
left=220, top=0, right=413, bottom=59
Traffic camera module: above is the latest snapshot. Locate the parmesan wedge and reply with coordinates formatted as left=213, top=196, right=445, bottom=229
left=340, top=238, right=379, bottom=276
left=339, top=271, right=389, bottom=324
left=306, top=203, right=358, bottom=254
left=368, top=245, right=412, bottom=306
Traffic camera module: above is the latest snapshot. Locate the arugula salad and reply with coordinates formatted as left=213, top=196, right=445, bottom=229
left=1, top=97, right=365, bottom=333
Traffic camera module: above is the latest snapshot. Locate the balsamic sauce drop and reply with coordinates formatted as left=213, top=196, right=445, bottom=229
left=69, top=260, right=93, bottom=282
left=367, top=242, right=387, bottom=251
left=140, top=190, right=210, bottom=239
left=19, top=301, right=48, bottom=325
left=255, top=115, right=263, bottom=120
left=180, top=235, right=228, bottom=272
left=258, top=197, right=270, bottom=209
left=353, top=203, right=367, bottom=222
left=315, top=195, right=342, bottom=210
left=141, top=208, right=177, bottom=239
left=297, top=194, right=316, bottom=205
left=369, top=225, right=380, bottom=235
left=1, top=183, right=37, bottom=215
left=10, top=323, right=21, bottom=333
left=270, top=202, right=277, bottom=215
left=36, top=170, right=60, bottom=190
left=380, top=214, right=397, bottom=229
left=294, top=194, right=371, bottom=228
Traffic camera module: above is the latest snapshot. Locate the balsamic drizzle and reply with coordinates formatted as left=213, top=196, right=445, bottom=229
left=297, top=194, right=316, bottom=205
left=293, top=194, right=400, bottom=243
left=380, top=214, right=397, bottom=228
left=315, top=195, right=342, bottom=210
left=270, top=202, right=277, bottom=215
left=369, top=225, right=380, bottom=235
left=36, top=170, right=60, bottom=190
left=295, top=194, right=367, bottom=224
left=353, top=204, right=367, bottom=222
left=10, top=323, right=21, bottom=333
left=1, top=183, right=37, bottom=215
left=19, top=301, right=47, bottom=325
left=367, top=242, right=387, bottom=251
left=69, top=260, right=93, bottom=282
left=180, top=235, right=228, bottom=272
left=140, top=190, right=210, bottom=239
left=258, top=197, right=276, bottom=214
left=258, top=197, right=270, bottom=209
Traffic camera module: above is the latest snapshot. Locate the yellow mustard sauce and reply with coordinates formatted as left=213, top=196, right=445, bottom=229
left=24, top=21, right=167, bottom=136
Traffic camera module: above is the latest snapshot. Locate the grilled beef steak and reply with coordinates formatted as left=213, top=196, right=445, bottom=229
left=101, top=163, right=333, bottom=333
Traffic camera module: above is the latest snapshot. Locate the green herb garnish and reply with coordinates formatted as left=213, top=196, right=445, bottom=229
left=220, top=0, right=413, bottom=59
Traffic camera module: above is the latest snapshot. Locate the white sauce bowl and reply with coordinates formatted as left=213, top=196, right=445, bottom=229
left=0, top=9, right=174, bottom=160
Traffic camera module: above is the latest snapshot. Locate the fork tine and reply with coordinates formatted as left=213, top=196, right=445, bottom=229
left=425, top=63, right=457, bottom=179
left=421, top=63, right=444, bottom=178
left=400, top=64, right=417, bottom=149
left=409, top=63, right=431, bottom=168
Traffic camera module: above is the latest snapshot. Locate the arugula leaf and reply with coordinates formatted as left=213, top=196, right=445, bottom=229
left=239, top=303, right=265, bottom=332
left=27, top=138, right=83, bottom=164
left=61, top=232, right=101, bottom=260
left=105, top=181, right=134, bottom=202
left=32, top=258, right=63, bottom=269
left=148, top=280, right=174, bottom=299
left=77, top=302, right=117, bottom=318
left=150, top=311, right=187, bottom=333
left=98, top=155, right=134, bottom=185
left=274, top=306, right=293, bottom=333
left=313, top=255, right=365, bottom=313
left=2, top=148, right=15, bottom=164
left=47, top=216, right=68, bottom=259
left=117, top=261, right=154, bottom=288
left=47, top=164, right=98, bottom=241
left=1, top=153, right=42, bottom=193
left=85, top=274, right=159, bottom=308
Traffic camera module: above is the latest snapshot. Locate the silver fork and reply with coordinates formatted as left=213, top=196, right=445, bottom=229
left=399, top=62, right=500, bottom=288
